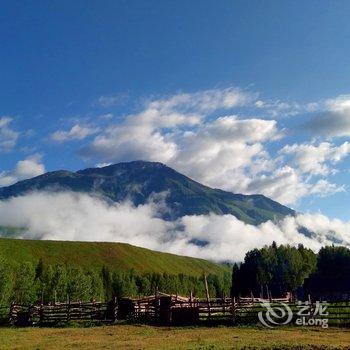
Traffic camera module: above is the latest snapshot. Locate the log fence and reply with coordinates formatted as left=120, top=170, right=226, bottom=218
left=8, top=299, right=118, bottom=326
left=5, top=294, right=350, bottom=327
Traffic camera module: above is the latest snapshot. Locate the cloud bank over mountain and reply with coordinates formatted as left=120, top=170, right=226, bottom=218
left=75, top=88, right=349, bottom=206
left=1, top=191, right=349, bottom=261
left=2, top=86, right=350, bottom=215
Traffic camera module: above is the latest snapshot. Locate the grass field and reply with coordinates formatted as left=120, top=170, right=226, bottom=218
left=0, top=237, right=229, bottom=276
left=1, top=325, right=350, bottom=349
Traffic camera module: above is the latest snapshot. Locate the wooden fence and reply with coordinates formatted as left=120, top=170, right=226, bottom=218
left=129, top=293, right=293, bottom=325
left=6, top=293, right=350, bottom=327
left=9, top=299, right=118, bottom=326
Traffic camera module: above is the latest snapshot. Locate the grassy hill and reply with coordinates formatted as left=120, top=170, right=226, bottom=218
left=0, top=238, right=230, bottom=276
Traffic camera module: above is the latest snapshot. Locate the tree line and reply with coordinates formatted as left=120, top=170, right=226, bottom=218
left=1, top=243, right=349, bottom=308
left=231, top=243, right=350, bottom=299
left=0, top=256, right=231, bottom=308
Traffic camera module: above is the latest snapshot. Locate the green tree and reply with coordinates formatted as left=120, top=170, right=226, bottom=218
left=0, top=256, right=14, bottom=307
left=12, top=262, right=37, bottom=304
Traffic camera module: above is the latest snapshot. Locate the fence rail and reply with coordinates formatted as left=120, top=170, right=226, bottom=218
left=9, top=299, right=118, bottom=326
left=5, top=294, right=350, bottom=327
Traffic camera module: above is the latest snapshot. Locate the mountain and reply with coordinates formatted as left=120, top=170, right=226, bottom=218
left=0, top=237, right=229, bottom=276
left=0, top=160, right=294, bottom=225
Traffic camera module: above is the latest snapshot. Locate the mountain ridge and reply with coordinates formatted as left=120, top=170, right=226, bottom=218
left=0, top=160, right=294, bottom=225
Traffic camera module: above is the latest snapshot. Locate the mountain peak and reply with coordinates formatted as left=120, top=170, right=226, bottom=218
left=77, top=160, right=168, bottom=174
left=0, top=161, right=294, bottom=225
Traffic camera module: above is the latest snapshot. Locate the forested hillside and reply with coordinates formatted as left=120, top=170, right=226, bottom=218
left=1, top=238, right=350, bottom=309
left=0, top=238, right=231, bottom=307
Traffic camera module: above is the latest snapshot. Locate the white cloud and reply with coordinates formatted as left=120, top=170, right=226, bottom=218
left=83, top=124, right=178, bottom=163
left=176, top=213, right=331, bottom=261
left=82, top=111, right=283, bottom=201
left=83, top=88, right=274, bottom=175
left=82, top=88, right=251, bottom=163
left=97, top=93, right=128, bottom=108
left=168, top=116, right=279, bottom=193
left=51, top=124, right=99, bottom=142
left=98, top=113, right=114, bottom=120
left=1, top=191, right=349, bottom=262
left=81, top=88, right=349, bottom=205
left=246, top=166, right=309, bottom=205
left=255, top=99, right=302, bottom=117
left=305, top=95, right=350, bottom=137
left=0, top=117, right=19, bottom=152
left=148, top=87, right=255, bottom=113
left=309, top=179, right=345, bottom=197
left=247, top=166, right=344, bottom=205
left=281, top=141, right=350, bottom=175
left=197, top=116, right=279, bottom=143
left=95, top=163, right=112, bottom=168
left=0, top=155, right=45, bottom=187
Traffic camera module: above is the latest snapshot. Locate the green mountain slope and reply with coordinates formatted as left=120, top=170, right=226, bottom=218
left=0, top=161, right=294, bottom=225
left=0, top=238, right=229, bottom=276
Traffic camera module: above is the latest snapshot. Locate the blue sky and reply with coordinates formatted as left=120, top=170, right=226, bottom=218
left=1, top=0, right=350, bottom=220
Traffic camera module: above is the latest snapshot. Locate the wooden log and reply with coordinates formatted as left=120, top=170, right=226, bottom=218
left=113, top=297, right=118, bottom=322
left=232, top=297, right=236, bottom=324
left=204, top=275, right=211, bottom=319
left=66, top=296, right=70, bottom=323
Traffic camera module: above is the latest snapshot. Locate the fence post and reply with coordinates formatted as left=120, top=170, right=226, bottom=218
left=9, top=301, right=15, bottom=326
left=91, top=299, right=95, bottom=321
left=155, top=287, right=160, bottom=322
left=79, top=300, right=82, bottom=320
left=66, top=295, right=70, bottom=323
left=266, top=285, right=270, bottom=301
left=97, top=301, right=101, bottom=321
left=204, top=275, right=211, bottom=320
left=223, top=294, right=226, bottom=315
left=232, top=297, right=236, bottom=324
left=113, top=296, right=118, bottom=322
left=308, top=294, right=314, bottom=320
left=250, top=291, right=255, bottom=304
left=39, top=303, right=44, bottom=325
